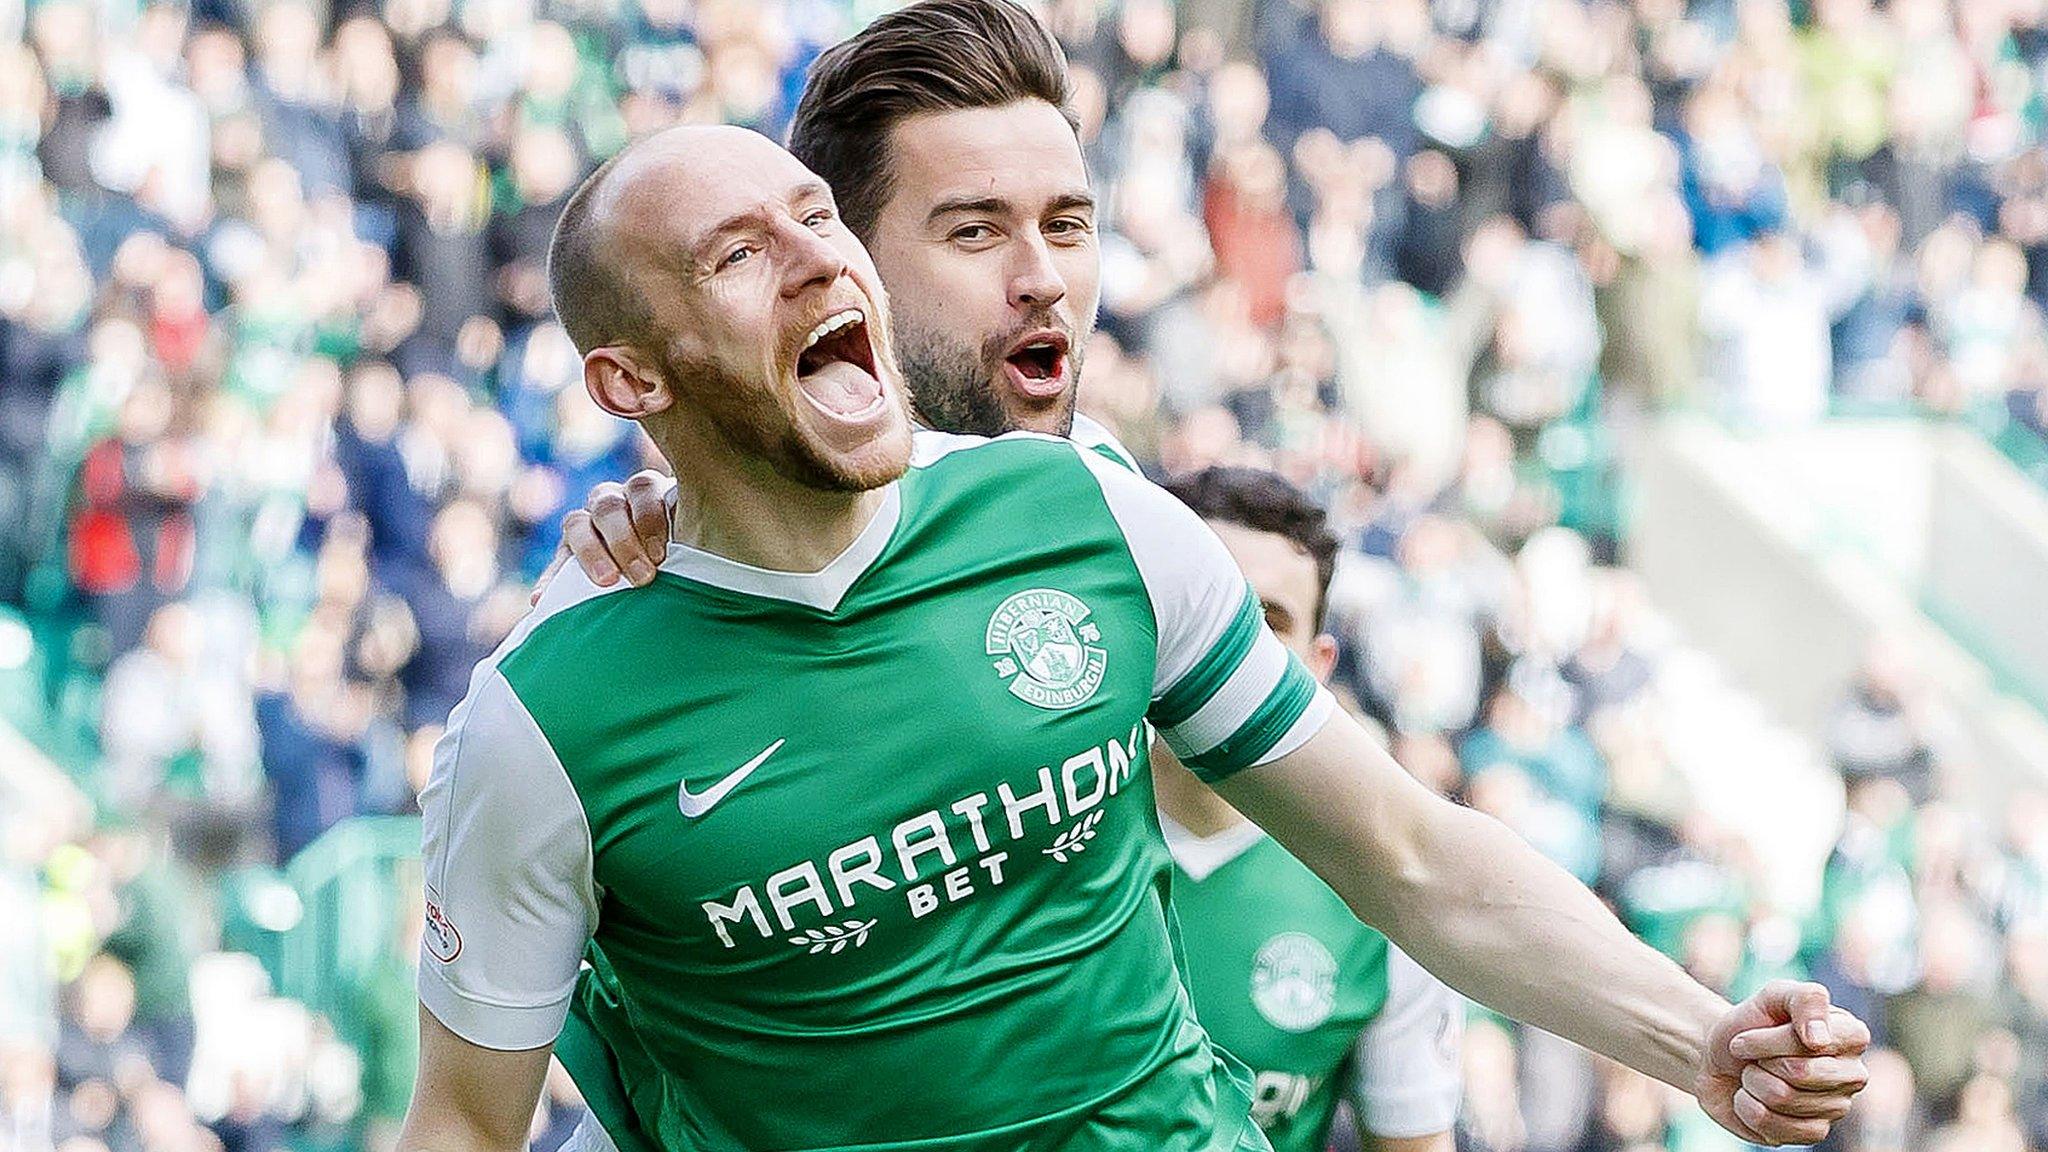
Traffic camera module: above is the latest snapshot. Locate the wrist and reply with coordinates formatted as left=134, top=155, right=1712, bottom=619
left=1667, top=983, right=1735, bottom=1092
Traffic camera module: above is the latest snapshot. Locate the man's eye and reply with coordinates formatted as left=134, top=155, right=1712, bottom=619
left=951, top=224, right=996, bottom=243
left=804, top=208, right=834, bottom=230
left=721, top=245, right=755, bottom=268
left=1047, top=217, right=1089, bottom=234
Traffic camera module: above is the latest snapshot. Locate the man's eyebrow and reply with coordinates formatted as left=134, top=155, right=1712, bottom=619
left=790, top=178, right=834, bottom=206
left=926, top=194, right=1011, bottom=224
left=1047, top=190, right=1097, bottom=215
left=684, top=209, right=763, bottom=266
left=925, top=189, right=1098, bottom=225
left=682, top=182, right=833, bottom=266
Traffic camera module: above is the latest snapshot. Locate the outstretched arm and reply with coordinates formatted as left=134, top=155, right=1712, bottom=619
left=1214, top=713, right=1868, bottom=1146
left=1056, top=440, right=1869, bottom=1147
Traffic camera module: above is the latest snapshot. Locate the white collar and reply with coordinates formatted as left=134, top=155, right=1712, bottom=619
left=1159, top=811, right=1266, bottom=882
left=656, top=483, right=901, bottom=612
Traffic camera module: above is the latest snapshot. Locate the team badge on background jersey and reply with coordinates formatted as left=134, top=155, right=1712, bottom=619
left=985, top=588, right=1108, bottom=710
left=1250, top=932, right=1338, bottom=1032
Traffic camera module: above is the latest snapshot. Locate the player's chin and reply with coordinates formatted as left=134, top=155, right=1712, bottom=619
left=790, top=394, right=914, bottom=491
left=988, top=365, right=1076, bottom=435
left=828, top=426, right=914, bottom=491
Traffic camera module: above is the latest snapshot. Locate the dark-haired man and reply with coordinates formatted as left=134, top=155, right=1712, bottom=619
left=787, top=0, right=1095, bottom=443
left=449, top=4, right=1869, bottom=1152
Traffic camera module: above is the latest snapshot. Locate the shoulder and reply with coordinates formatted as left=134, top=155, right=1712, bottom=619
left=903, top=426, right=1138, bottom=513
left=906, top=425, right=1147, bottom=492
left=908, top=427, right=1084, bottom=472
left=457, top=560, right=635, bottom=727
left=1069, top=413, right=1143, bottom=473
left=912, top=428, right=1204, bottom=560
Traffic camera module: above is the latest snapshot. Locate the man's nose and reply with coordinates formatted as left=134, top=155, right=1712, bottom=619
left=781, top=221, right=848, bottom=298
left=1008, top=234, right=1067, bottom=312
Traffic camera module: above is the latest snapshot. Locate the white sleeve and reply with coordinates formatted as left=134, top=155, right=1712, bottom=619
left=1073, top=446, right=1335, bottom=782
left=417, top=666, right=599, bottom=1051
left=1348, top=945, right=1465, bottom=1139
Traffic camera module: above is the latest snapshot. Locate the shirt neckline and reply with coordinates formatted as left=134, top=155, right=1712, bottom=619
left=655, top=483, right=902, bottom=612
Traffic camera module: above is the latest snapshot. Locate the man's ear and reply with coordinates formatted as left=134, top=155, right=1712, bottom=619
left=1307, top=633, right=1340, bottom=685
left=585, top=347, right=675, bottom=420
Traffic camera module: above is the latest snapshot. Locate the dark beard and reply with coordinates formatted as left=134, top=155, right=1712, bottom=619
left=897, top=325, right=1080, bottom=439
left=897, top=330, right=1015, bottom=439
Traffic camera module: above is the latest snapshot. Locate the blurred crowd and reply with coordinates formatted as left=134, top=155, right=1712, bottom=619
left=1, top=0, right=2046, bottom=1150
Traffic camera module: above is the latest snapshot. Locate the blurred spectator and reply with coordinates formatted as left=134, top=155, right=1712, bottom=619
left=1676, top=76, right=1789, bottom=256
left=491, top=128, right=579, bottom=331
left=66, top=378, right=201, bottom=657
left=251, top=3, right=351, bottom=198
left=389, top=500, right=521, bottom=732
left=1331, top=513, right=1500, bottom=735
left=1262, top=0, right=1426, bottom=160
left=1821, top=200, right=1916, bottom=407
left=255, top=605, right=375, bottom=864
left=1928, top=1073, right=2030, bottom=1152
left=1561, top=581, right=1655, bottom=725
left=1826, top=640, right=1943, bottom=802
left=99, top=603, right=258, bottom=813
left=1462, top=685, right=1607, bottom=884
left=1886, top=900, right=1999, bottom=1112
left=391, top=143, right=494, bottom=369
left=1699, top=229, right=1833, bottom=427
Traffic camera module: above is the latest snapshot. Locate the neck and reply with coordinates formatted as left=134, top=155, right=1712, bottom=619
left=662, top=430, right=887, bottom=573
left=1151, top=755, right=1250, bottom=838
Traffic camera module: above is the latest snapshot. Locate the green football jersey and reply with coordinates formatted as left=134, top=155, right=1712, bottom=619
left=1164, top=820, right=1464, bottom=1152
left=418, top=431, right=1335, bottom=1152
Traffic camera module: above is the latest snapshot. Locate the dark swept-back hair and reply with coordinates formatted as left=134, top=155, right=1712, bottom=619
left=1163, top=467, right=1342, bottom=630
left=788, top=0, right=1078, bottom=241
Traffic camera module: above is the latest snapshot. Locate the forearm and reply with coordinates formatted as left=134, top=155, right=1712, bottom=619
left=1217, top=720, right=1728, bottom=1093
left=1359, top=801, right=1726, bottom=1091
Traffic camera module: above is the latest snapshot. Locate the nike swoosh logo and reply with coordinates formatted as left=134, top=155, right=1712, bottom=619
left=678, top=738, right=785, bottom=818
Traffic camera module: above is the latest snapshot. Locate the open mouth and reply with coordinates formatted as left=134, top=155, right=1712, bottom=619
left=1001, top=332, right=1070, bottom=401
left=796, top=308, right=884, bottom=419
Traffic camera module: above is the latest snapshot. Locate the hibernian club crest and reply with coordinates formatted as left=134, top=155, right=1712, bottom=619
left=986, top=588, right=1108, bottom=710
left=1251, top=932, right=1338, bottom=1032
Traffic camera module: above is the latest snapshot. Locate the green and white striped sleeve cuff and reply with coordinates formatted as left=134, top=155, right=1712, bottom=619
left=1152, top=585, right=1336, bottom=782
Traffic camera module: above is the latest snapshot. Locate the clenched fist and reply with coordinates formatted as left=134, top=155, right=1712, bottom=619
left=1696, top=980, right=1871, bottom=1146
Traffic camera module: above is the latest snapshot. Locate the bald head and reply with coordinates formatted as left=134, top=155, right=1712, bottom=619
left=548, top=143, right=643, bottom=356
left=548, top=125, right=796, bottom=356
left=551, top=124, right=910, bottom=498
